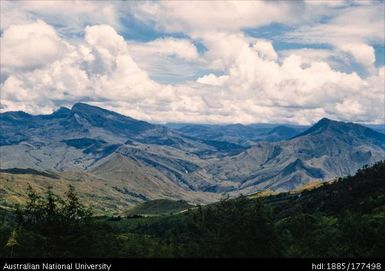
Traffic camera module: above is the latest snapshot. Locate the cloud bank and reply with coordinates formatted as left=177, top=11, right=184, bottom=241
left=1, top=0, right=384, bottom=125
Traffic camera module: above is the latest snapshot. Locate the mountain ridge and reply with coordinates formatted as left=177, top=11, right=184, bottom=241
left=1, top=103, right=384, bottom=206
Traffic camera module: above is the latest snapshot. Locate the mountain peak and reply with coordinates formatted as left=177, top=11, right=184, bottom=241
left=69, top=102, right=156, bottom=135
left=316, top=117, right=346, bottom=128
left=291, top=118, right=337, bottom=138
left=311, top=117, right=336, bottom=129
left=292, top=118, right=385, bottom=145
left=71, top=103, right=125, bottom=119
left=0, top=111, right=32, bottom=121
left=71, top=102, right=97, bottom=112
left=317, top=117, right=333, bottom=124
left=52, top=106, right=71, bottom=116
left=56, top=106, right=70, bottom=112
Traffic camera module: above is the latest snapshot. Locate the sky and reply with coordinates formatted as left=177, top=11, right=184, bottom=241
left=0, top=0, right=384, bottom=125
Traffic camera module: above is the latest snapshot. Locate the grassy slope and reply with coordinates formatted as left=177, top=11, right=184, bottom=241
left=261, top=161, right=385, bottom=218
left=124, top=199, right=194, bottom=216
left=112, top=160, right=385, bottom=227
left=0, top=166, right=216, bottom=215
left=120, top=161, right=384, bottom=218
left=0, top=161, right=383, bottom=257
left=0, top=171, right=143, bottom=214
left=129, top=161, right=385, bottom=257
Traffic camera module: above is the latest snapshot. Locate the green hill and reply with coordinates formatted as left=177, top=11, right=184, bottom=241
left=125, top=199, right=194, bottom=216
left=130, top=161, right=385, bottom=257
left=262, top=161, right=385, bottom=218
left=0, top=161, right=384, bottom=258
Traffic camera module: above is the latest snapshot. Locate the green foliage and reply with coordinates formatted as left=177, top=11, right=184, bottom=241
left=272, top=160, right=385, bottom=257
left=125, top=199, right=193, bottom=216
left=10, top=184, right=93, bottom=257
left=175, top=197, right=281, bottom=257
left=0, top=185, right=174, bottom=258
left=0, top=161, right=384, bottom=258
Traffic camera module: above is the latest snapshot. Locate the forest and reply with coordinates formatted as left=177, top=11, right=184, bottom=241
left=0, top=161, right=384, bottom=258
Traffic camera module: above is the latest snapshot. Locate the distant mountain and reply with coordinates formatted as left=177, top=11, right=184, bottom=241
left=363, top=124, right=385, bottom=134
left=259, top=125, right=303, bottom=142
left=0, top=103, right=230, bottom=208
left=0, top=103, right=223, bottom=153
left=193, top=118, right=385, bottom=193
left=0, top=103, right=244, bottom=169
left=1, top=104, right=385, bottom=208
left=261, top=160, right=385, bottom=217
left=166, top=123, right=307, bottom=146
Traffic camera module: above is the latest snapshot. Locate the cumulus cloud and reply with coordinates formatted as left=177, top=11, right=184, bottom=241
left=284, top=3, right=384, bottom=72
left=0, top=20, right=69, bottom=72
left=1, top=23, right=156, bottom=114
left=0, top=0, right=120, bottom=34
left=132, top=1, right=302, bottom=33
left=129, top=38, right=199, bottom=60
left=279, top=48, right=334, bottom=63
left=197, top=74, right=229, bottom=86
left=252, top=40, right=278, bottom=61
left=1, top=21, right=384, bottom=124
left=126, top=38, right=206, bottom=83
left=190, top=31, right=382, bottom=124
left=0, top=1, right=384, bottom=125
left=338, top=43, right=376, bottom=71
left=286, top=4, right=384, bottom=44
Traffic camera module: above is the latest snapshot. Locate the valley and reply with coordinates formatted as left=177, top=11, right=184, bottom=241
left=1, top=161, right=384, bottom=258
left=1, top=103, right=385, bottom=213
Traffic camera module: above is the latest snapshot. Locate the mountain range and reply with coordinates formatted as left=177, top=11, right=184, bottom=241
left=1, top=103, right=384, bottom=212
left=166, top=123, right=307, bottom=146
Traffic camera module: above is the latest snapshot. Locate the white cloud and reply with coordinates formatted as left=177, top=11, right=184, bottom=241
left=0, top=0, right=120, bottom=35
left=0, top=22, right=157, bottom=115
left=192, top=32, right=382, bottom=124
left=133, top=1, right=302, bottom=34
left=286, top=4, right=384, bottom=44
left=2, top=76, right=33, bottom=102
left=336, top=99, right=364, bottom=115
left=2, top=22, right=383, bottom=124
left=133, top=1, right=384, bottom=76
left=277, top=48, right=352, bottom=72
left=304, top=0, right=348, bottom=8
left=252, top=40, right=278, bottom=61
left=0, top=20, right=69, bottom=72
left=82, top=25, right=158, bottom=100
left=129, top=38, right=199, bottom=60
left=338, top=43, right=376, bottom=71
left=283, top=3, right=384, bottom=73
left=197, top=74, right=229, bottom=86
left=126, top=38, right=205, bottom=82
left=279, top=48, right=334, bottom=64
left=1, top=2, right=384, bottom=125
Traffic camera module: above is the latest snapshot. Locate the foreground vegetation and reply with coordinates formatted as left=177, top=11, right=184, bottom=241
left=0, top=161, right=384, bottom=258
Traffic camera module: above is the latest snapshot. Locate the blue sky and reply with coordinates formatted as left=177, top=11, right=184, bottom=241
left=0, top=0, right=384, bottom=124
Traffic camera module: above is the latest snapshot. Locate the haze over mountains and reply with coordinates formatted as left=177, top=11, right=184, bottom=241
left=1, top=103, right=384, bottom=211
left=166, top=123, right=307, bottom=146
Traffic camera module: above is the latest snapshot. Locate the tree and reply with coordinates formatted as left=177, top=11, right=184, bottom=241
left=5, top=229, right=18, bottom=258
left=62, top=185, right=92, bottom=226
left=14, top=185, right=93, bottom=257
left=169, top=196, right=282, bottom=257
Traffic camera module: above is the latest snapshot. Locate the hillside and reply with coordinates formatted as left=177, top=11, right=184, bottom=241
left=125, top=199, right=193, bottom=216
left=167, top=123, right=306, bottom=146
left=263, top=160, right=385, bottom=218
left=196, top=118, right=385, bottom=192
left=1, top=104, right=385, bottom=202
left=0, top=161, right=384, bottom=258
left=0, top=168, right=217, bottom=214
left=128, top=161, right=385, bottom=258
